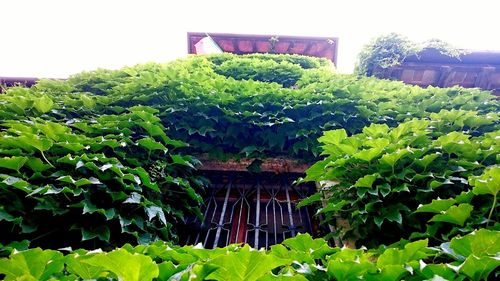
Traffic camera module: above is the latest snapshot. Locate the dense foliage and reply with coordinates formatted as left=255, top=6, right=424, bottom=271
left=0, top=53, right=498, bottom=280
left=205, top=53, right=333, bottom=69
left=355, top=33, right=465, bottom=76
left=1, top=231, right=499, bottom=281
left=0, top=87, right=205, bottom=249
left=214, top=57, right=305, bottom=87
left=301, top=116, right=499, bottom=246
left=49, top=54, right=496, bottom=161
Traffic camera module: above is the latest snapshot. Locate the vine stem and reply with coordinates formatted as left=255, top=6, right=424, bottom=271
left=41, top=150, right=54, bottom=168
left=31, top=228, right=59, bottom=242
left=487, top=193, right=496, bottom=226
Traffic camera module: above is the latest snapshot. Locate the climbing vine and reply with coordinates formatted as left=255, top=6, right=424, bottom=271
left=0, top=53, right=498, bottom=280
left=355, top=33, right=466, bottom=76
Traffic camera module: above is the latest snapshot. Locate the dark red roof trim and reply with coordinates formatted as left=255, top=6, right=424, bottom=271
left=188, top=32, right=339, bottom=65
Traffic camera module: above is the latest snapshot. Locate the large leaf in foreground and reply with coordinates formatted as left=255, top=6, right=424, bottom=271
left=0, top=156, right=28, bottom=171
left=83, top=249, right=159, bottom=281
left=469, top=166, right=500, bottom=196
left=449, top=228, right=500, bottom=258
left=459, top=255, right=500, bottom=281
left=207, top=245, right=288, bottom=281
left=415, top=198, right=456, bottom=214
left=429, top=204, right=473, bottom=226
left=377, top=239, right=430, bottom=266
left=0, top=248, right=64, bottom=281
left=65, top=252, right=105, bottom=280
left=281, top=233, right=335, bottom=259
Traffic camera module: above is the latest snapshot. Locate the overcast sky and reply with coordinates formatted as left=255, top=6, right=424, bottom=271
left=1, top=0, right=499, bottom=78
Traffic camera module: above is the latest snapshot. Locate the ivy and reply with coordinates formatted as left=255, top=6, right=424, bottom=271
left=0, top=231, right=498, bottom=280
left=0, top=53, right=498, bottom=280
left=213, top=57, right=305, bottom=87
left=0, top=89, right=205, bottom=249
left=302, top=116, right=499, bottom=247
left=32, top=53, right=497, bottom=162
left=355, top=33, right=467, bottom=76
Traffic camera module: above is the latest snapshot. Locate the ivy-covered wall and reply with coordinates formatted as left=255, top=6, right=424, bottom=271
left=55, top=53, right=496, bottom=161
left=0, top=53, right=498, bottom=280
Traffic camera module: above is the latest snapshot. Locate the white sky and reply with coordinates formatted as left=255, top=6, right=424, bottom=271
left=1, top=0, right=500, bottom=78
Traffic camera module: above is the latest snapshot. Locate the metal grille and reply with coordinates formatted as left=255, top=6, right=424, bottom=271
left=181, top=171, right=315, bottom=249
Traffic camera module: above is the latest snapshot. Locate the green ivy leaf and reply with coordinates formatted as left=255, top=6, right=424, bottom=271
left=75, top=177, right=102, bottom=187
left=459, top=255, right=500, bottom=281
left=364, top=138, right=390, bottom=149
left=131, top=110, right=161, bottom=123
left=57, top=142, right=85, bottom=152
left=35, top=121, right=71, bottom=142
left=353, top=173, right=379, bottom=188
left=157, top=261, right=185, bottom=280
left=0, top=156, right=28, bottom=171
left=81, top=225, right=111, bottom=242
left=327, top=259, right=374, bottom=281
left=0, top=248, right=64, bottom=280
left=415, top=198, right=457, bottom=213
left=25, top=157, right=51, bottom=172
left=430, top=204, right=473, bottom=226
left=282, top=233, right=335, bottom=260
left=207, top=244, right=288, bottom=281
left=137, top=137, right=167, bottom=152
left=2, top=176, right=30, bottom=192
left=374, top=203, right=410, bottom=227
left=33, top=95, right=54, bottom=113
left=318, top=200, right=349, bottom=215
left=241, top=146, right=259, bottom=157
left=366, top=264, right=407, bottom=281
left=354, top=147, right=383, bottom=162
left=318, top=129, right=347, bottom=145
left=429, top=179, right=453, bottom=189
left=83, top=249, right=159, bottom=281
left=303, top=159, right=329, bottom=181
left=362, top=123, right=389, bottom=138
left=81, top=94, right=96, bottom=108
left=449, top=228, right=500, bottom=258
left=171, top=154, right=195, bottom=168
left=128, top=167, right=160, bottom=192
left=454, top=191, right=474, bottom=204
left=18, top=134, right=53, bottom=152
left=0, top=207, right=18, bottom=223
left=415, top=153, right=440, bottom=169
left=65, top=253, right=104, bottom=280
left=144, top=205, right=167, bottom=226
left=296, top=193, right=322, bottom=208
left=124, top=192, right=142, bottom=204
left=469, top=166, right=500, bottom=197
left=418, top=263, right=460, bottom=281
left=379, top=149, right=410, bottom=170
left=180, top=263, right=220, bottom=281
left=377, top=239, right=429, bottom=266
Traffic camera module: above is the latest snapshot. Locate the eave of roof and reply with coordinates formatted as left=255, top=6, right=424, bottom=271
left=188, top=32, right=339, bottom=65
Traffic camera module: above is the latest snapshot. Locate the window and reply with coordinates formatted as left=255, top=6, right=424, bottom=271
left=180, top=171, right=316, bottom=248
